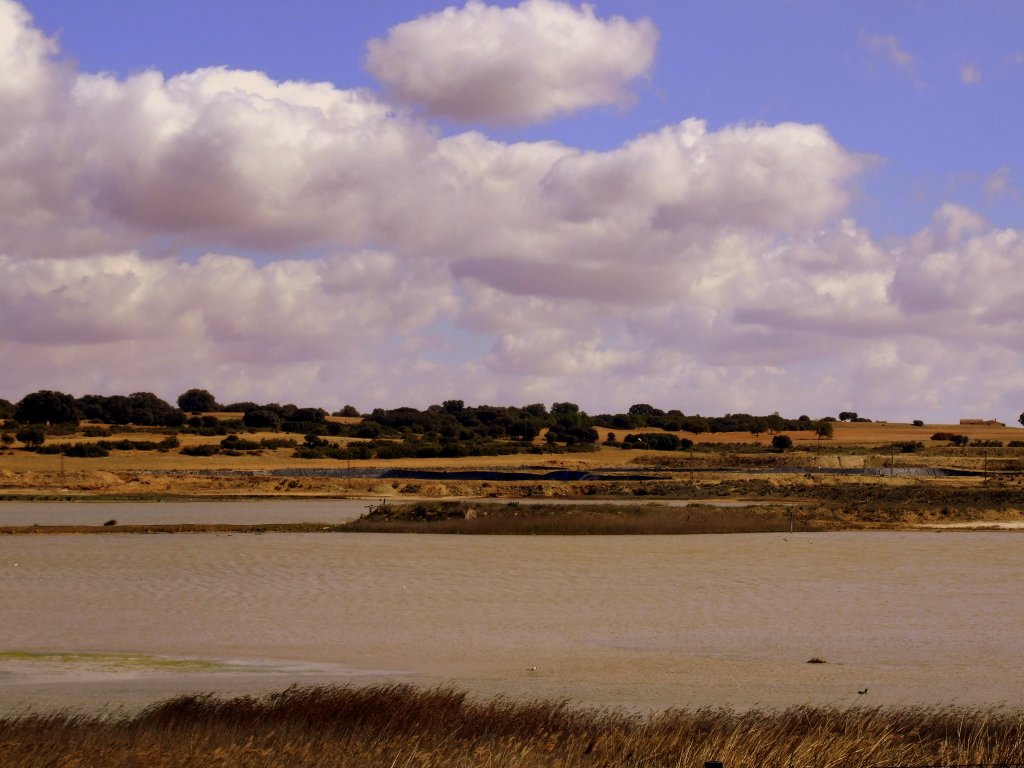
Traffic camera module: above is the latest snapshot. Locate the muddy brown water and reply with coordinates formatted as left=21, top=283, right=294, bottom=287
left=2, top=523, right=1023, bottom=713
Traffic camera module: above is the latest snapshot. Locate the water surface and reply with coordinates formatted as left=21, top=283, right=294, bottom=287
left=0, top=499, right=372, bottom=526
left=0, top=498, right=780, bottom=527
left=2, top=529, right=1022, bottom=712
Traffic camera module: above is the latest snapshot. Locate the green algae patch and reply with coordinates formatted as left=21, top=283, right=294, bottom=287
left=0, top=651, right=226, bottom=674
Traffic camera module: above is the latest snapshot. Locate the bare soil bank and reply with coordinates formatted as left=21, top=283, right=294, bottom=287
left=4, top=684, right=1024, bottom=768
left=344, top=482, right=1024, bottom=532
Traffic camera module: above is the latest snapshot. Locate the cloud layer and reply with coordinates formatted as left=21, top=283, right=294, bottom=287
left=1, top=0, right=1023, bottom=422
left=365, top=0, right=657, bottom=124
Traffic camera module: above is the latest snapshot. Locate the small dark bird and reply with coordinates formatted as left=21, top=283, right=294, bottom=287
left=857, top=688, right=868, bottom=695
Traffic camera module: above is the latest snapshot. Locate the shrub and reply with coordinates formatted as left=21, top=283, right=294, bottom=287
left=221, top=434, right=262, bottom=451
left=181, top=444, right=220, bottom=457
left=892, top=441, right=923, bottom=453
left=260, top=437, right=298, bottom=449
left=623, top=433, right=682, bottom=451
left=912, top=420, right=924, bottom=427
left=282, top=420, right=328, bottom=435
left=547, top=425, right=599, bottom=445
left=293, top=443, right=348, bottom=460
left=243, top=409, right=281, bottom=430
left=15, top=425, right=45, bottom=448
left=771, top=434, right=793, bottom=451
left=62, top=442, right=110, bottom=458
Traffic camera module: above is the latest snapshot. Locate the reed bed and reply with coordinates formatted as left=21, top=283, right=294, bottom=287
left=343, top=501, right=816, bottom=535
left=3, top=684, right=1024, bottom=767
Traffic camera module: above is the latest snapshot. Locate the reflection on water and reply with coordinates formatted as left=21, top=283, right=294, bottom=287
left=2, top=529, right=1023, bottom=712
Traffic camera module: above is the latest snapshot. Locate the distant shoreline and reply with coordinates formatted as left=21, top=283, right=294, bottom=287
left=3, top=497, right=1023, bottom=535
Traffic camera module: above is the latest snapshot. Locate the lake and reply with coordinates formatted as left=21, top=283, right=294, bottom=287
left=0, top=498, right=781, bottom=527
left=2, top=511, right=1022, bottom=713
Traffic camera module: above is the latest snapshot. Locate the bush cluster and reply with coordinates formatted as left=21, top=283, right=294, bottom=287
left=621, top=433, right=693, bottom=451
left=181, top=436, right=299, bottom=457
left=36, top=436, right=181, bottom=457
left=591, top=405, right=823, bottom=435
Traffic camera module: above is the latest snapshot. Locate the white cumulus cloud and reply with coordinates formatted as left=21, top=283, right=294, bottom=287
left=365, top=0, right=658, bottom=124
left=2, top=0, right=1024, bottom=423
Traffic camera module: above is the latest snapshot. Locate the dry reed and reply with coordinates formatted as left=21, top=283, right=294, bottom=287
left=3, top=684, right=1023, bottom=767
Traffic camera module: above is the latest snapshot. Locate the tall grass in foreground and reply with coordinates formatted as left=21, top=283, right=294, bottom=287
left=4, top=684, right=1024, bottom=767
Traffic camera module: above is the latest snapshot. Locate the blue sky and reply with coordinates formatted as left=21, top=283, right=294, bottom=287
left=2, top=1, right=1023, bottom=422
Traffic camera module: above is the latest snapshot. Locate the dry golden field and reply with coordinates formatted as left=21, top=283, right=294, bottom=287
left=3, top=419, right=1020, bottom=471
left=1, top=420, right=1022, bottom=509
